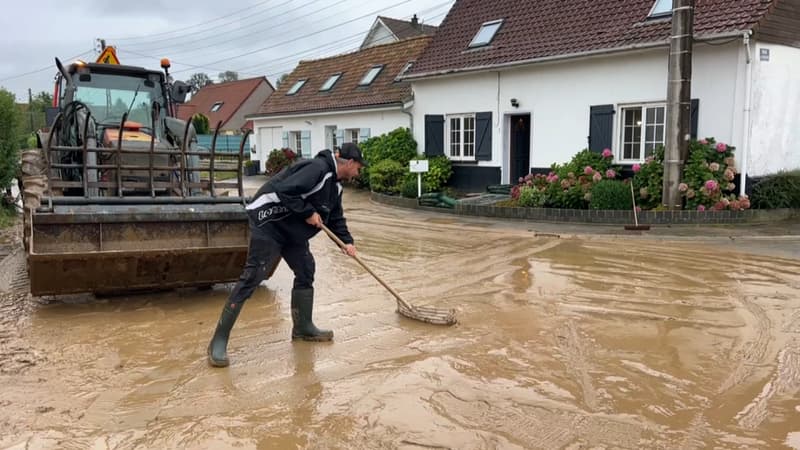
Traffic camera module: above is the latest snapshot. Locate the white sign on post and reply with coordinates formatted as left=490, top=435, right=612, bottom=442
left=409, top=160, right=429, bottom=198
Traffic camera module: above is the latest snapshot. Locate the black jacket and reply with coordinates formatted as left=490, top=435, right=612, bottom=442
left=246, top=150, right=353, bottom=245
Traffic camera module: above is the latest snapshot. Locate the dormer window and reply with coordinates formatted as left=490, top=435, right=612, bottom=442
left=286, top=79, right=307, bottom=95
left=319, top=73, right=341, bottom=91
left=395, top=61, right=414, bottom=81
left=210, top=102, right=223, bottom=112
left=649, top=0, right=672, bottom=18
left=469, top=19, right=503, bottom=48
left=359, top=65, right=383, bottom=86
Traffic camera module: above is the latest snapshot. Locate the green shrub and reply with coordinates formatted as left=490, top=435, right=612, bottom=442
left=681, top=138, right=749, bottom=211
left=0, top=89, right=20, bottom=194
left=589, top=180, right=633, bottom=210
left=192, top=113, right=210, bottom=135
left=357, top=127, right=418, bottom=189
left=518, top=186, right=546, bottom=207
left=750, top=170, right=800, bottom=209
left=400, top=174, right=429, bottom=198
left=423, top=155, right=452, bottom=192
left=265, top=148, right=297, bottom=175
left=631, top=146, right=664, bottom=210
left=369, top=159, right=406, bottom=194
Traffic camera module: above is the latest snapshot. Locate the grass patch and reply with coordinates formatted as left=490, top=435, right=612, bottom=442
left=0, top=206, right=17, bottom=229
left=495, top=199, right=518, bottom=207
left=200, top=171, right=239, bottom=182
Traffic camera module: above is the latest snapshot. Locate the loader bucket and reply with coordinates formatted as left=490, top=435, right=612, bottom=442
left=28, top=203, right=249, bottom=296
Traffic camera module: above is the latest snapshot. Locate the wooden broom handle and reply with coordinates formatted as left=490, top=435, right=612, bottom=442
left=320, top=224, right=415, bottom=311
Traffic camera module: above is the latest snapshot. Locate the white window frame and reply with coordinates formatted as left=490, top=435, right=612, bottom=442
left=469, top=19, right=503, bottom=48
left=649, top=0, right=672, bottom=17
left=445, top=114, right=476, bottom=161
left=210, top=101, right=223, bottom=112
left=289, top=131, right=302, bottom=153
left=345, top=128, right=360, bottom=144
left=286, top=79, right=307, bottom=95
left=617, top=102, right=666, bottom=163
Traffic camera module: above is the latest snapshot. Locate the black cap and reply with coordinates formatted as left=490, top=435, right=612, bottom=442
left=338, top=142, right=368, bottom=167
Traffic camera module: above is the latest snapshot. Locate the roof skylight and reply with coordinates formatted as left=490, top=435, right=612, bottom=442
left=286, top=79, right=307, bottom=95
left=469, top=19, right=503, bottom=48
left=359, top=65, right=383, bottom=86
left=319, top=73, right=342, bottom=91
left=210, top=102, right=223, bottom=112
left=649, top=0, right=673, bottom=17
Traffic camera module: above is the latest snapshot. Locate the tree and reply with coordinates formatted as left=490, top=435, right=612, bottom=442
left=17, top=90, right=53, bottom=144
left=192, top=113, right=210, bottom=135
left=218, top=71, right=239, bottom=83
left=275, top=73, right=289, bottom=88
left=0, top=88, right=21, bottom=199
left=188, top=73, right=213, bottom=94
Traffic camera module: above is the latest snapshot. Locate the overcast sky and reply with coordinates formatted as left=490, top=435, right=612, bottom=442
left=0, top=0, right=453, bottom=102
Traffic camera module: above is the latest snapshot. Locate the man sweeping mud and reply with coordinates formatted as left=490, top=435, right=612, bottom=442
left=207, top=143, right=366, bottom=367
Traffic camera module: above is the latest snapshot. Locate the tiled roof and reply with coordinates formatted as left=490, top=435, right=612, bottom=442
left=406, top=0, right=774, bottom=78
left=379, top=16, right=438, bottom=40
left=177, top=77, right=271, bottom=128
left=252, top=36, right=431, bottom=117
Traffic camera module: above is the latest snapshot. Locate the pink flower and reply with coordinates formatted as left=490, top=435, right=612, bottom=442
left=725, top=157, right=735, bottom=167
left=561, top=179, right=570, bottom=189
left=605, top=169, right=616, bottom=179
left=716, top=143, right=728, bottom=153
left=678, top=183, right=689, bottom=192
left=699, top=139, right=709, bottom=145
left=592, top=172, right=602, bottom=182
left=526, top=180, right=533, bottom=186
left=727, top=183, right=736, bottom=191
left=632, top=163, right=641, bottom=173
left=714, top=201, right=726, bottom=211
left=709, top=162, right=720, bottom=172
left=686, top=189, right=696, bottom=199
left=518, top=177, right=524, bottom=183
left=740, top=197, right=751, bottom=209
left=635, top=206, right=642, bottom=213
left=721, top=198, right=731, bottom=206
left=704, top=180, right=718, bottom=191
left=584, top=166, right=594, bottom=175
left=568, top=172, right=576, bottom=179
left=697, top=205, right=706, bottom=212
left=645, top=156, right=655, bottom=164
left=602, top=148, right=613, bottom=158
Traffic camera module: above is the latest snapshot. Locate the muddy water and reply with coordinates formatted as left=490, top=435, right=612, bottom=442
left=2, top=190, right=800, bottom=449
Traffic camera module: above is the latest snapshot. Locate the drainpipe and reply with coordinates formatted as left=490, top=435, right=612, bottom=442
left=401, top=98, right=414, bottom=135
left=740, top=30, right=754, bottom=197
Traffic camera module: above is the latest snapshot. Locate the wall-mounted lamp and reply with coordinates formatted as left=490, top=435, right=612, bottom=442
left=510, top=98, right=519, bottom=108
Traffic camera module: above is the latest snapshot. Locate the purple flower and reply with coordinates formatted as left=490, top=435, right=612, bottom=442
left=602, top=148, right=613, bottom=158
left=632, top=163, right=641, bottom=173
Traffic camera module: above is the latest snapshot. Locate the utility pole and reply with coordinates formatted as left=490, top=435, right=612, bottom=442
left=28, top=88, right=34, bottom=132
left=662, top=0, right=695, bottom=209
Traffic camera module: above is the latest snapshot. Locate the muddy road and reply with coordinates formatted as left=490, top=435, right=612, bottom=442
left=2, top=190, right=800, bottom=449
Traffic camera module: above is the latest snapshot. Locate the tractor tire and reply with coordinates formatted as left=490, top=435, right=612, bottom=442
left=20, top=149, right=47, bottom=253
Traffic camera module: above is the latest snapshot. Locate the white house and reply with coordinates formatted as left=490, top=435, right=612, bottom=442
left=402, top=0, right=800, bottom=193
left=247, top=35, right=433, bottom=173
left=361, top=15, right=438, bottom=50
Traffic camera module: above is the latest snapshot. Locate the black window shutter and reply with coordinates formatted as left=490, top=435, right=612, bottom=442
left=588, top=105, right=615, bottom=152
left=475, top=112, right=492, bottom=161
left=424, top=115, right=444, bottom=156
left=690, top=99, right=699, bottom=140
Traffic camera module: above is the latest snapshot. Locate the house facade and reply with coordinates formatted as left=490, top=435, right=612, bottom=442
left=248, top=35, right=431, bottom=173
left=404, top=0, right=800, bottom=193
left=177, top=77, right=274, bottom=133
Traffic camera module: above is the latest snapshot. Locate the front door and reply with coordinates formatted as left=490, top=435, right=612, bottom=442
left=509, top=114, right=531, bottom=182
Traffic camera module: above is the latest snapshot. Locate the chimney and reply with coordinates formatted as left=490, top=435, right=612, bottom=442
left=411, top=14, right=419, bottom=28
